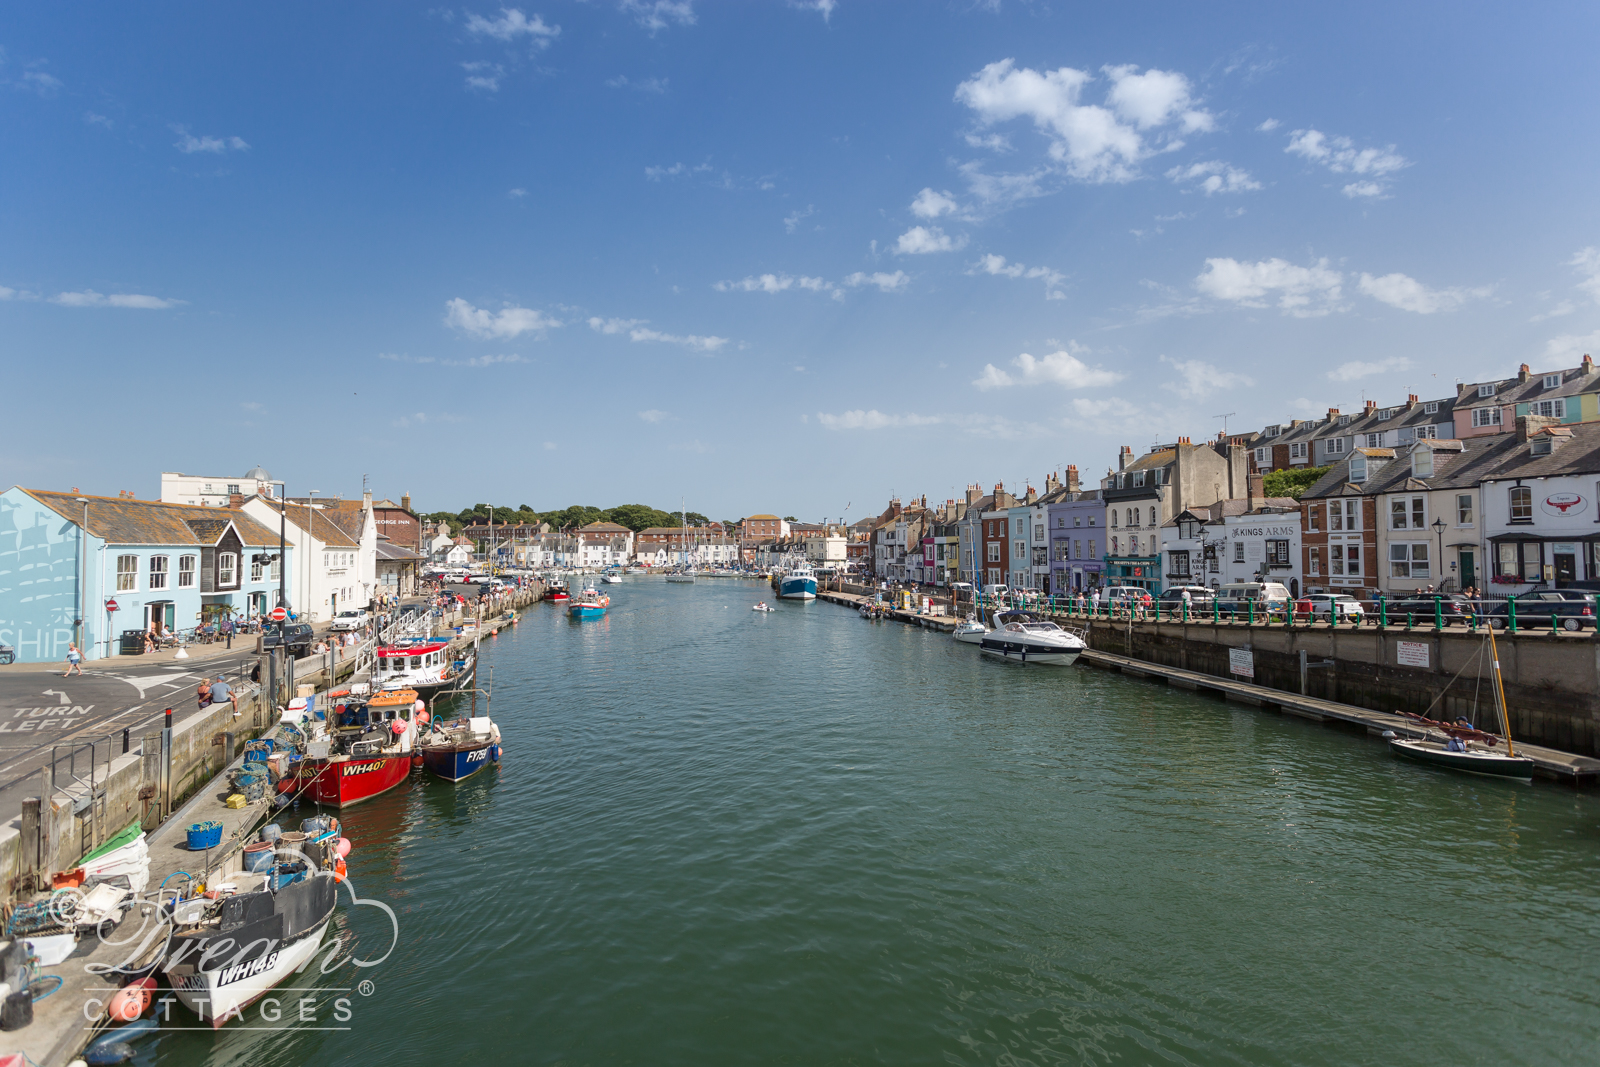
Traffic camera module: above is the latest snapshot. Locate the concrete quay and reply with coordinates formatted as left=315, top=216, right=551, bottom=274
left=816, top=589, right=959, bottom=632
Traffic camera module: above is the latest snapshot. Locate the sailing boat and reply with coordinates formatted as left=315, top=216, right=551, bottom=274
left=1387, top=626, right=1535, bottom=779
left=666, top=500, right=696, bottom=584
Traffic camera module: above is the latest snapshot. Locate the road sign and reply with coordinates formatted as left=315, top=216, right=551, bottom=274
left=270, top=606, right=288, bottom=622
left=105, top=598, right=119, bottom=612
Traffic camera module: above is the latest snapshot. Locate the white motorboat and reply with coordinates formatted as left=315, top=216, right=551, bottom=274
left=602, top=572, right=623, bottom=584
left=952, top=615, right=989, bottom=645
left=977, top=611, right=1085, bottom=666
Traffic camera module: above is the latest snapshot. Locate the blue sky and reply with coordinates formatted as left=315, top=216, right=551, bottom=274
left=4, top=2, right=1599, bottom=521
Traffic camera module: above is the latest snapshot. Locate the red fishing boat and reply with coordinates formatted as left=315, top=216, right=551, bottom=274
left=293, top=689, right=419, bottom=807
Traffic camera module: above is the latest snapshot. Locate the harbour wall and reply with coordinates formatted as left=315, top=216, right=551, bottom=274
left=1084, top=618, right=1600, bottom=757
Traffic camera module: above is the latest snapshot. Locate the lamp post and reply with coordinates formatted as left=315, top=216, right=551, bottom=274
left=76, top=497, right=89, bottom=655
left=1432, top=517, right=1446, bottom=591
left=308, top=490, right=320, bottom=617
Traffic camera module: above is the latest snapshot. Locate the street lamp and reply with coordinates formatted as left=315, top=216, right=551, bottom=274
left=1432, top=517, right=1446, bottom=590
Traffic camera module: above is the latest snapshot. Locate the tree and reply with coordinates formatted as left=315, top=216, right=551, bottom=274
left=684, top=511, right=711, bottom=527
left=1262, top=466, right=1330, bottom=500
left=783, top=515, right=797, bottom=522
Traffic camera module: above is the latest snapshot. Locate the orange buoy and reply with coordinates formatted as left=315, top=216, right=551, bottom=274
left=108, top=977, right=156, bottom=1022
left=334, top=857, right=347, bottom=881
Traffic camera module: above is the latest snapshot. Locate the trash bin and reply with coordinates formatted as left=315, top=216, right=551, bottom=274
left=0, top=645, right=13, bottom=665
left=119, top=630, right=146, bottom=655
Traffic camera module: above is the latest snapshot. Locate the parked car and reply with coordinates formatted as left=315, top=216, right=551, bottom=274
left=260, top=622, right=315, bottom=659
left=1216, top=581, right=1292, bottom=617
left=1156, top=585, right=1216, bottom=610
left=1480, top=589, right=1597, bottom=631
left=329, top=609, right=369, bottom=632
left=1300, top=592, right=1365, bottom=621
left=1384, top=593, right=1474, bottom=626
left=1100, top=585, right=1151, bottom=606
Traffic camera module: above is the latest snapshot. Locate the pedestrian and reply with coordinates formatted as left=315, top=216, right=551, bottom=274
left=62, top=643, right=84, bottom=677
left=222, top=614, right=234, bottom=649
left=209, top=677, right=239, bottom=717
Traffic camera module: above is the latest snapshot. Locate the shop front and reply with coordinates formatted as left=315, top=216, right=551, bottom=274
left=1105, top=556, right=1161, bottom=590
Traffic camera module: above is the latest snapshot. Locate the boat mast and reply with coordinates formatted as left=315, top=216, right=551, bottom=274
left=1485, top=625, right=1517, bottom=757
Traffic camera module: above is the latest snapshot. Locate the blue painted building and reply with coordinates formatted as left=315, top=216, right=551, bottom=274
left=0, top=487, right=289, bottom=663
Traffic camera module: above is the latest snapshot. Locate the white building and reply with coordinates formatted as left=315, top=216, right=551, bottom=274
left=240, top=495, right=377, bottom=619
left=160, top=466, right=279, bottom=507
left=1480, top=420, right=1600, bottom=590
left=1159, top=495, right=1302, bottom=592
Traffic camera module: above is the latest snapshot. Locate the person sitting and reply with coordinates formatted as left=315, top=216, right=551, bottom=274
left=1453, top=717, right=1476, bottom=731
left=196, top=678, right=213, bottom=709
left=1445, top=736, right=1467, bottom=752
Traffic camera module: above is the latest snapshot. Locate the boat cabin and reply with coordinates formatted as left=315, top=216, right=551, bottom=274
left=376, top=643, right=449, bottom=676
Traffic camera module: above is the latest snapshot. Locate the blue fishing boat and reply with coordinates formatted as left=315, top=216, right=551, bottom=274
left=777, top=562, right=817, bottom=600
left=567, top=587, right=610, bottom=618
left=419, top=715, right=502, bottom=782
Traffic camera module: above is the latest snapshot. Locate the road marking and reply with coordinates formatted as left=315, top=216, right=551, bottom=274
left=40, top=689, right=71, bottom=705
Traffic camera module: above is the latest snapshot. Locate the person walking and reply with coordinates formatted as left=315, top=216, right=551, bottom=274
left=62, top=643, right=84, bottom=677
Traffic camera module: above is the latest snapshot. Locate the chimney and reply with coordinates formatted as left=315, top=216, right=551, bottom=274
left=1290, top=419, right=1303, bottom=428
left=1405, top=393, right=1418, bottom=409
left=1177, top=435, right=1191, bottom=446
left=1326, top=407, right=1341, bottom=423
left=1365, top=400, right=1377, bottom=414
left=1024, top=485, right=1038, bottom=504
left=966, top=483, right=983, bottom=507
left=363, top=488, right=373, bottom=511
left=1247, top=473, right=1264, bottom=509
left=401, top=492, right=412, bottom=512
left=1066, top=465, right=1080, bottom=492
left=1518, top=363, right=1531, bottom=383
left=229, top=492, right=244, bottom=507
left=1118, top=445, right=1133, bottom=471
left=1516, top=413, right=1556, bottom=442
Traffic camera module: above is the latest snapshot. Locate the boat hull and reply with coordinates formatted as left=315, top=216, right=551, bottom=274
left=778, top=576, right=816, bottom=600
left=977, top=636, right=1081, bottom=666
left=953, top=628, right=988, bottom=645
left=298, top=754, right=413, bottom=807
left=421, top=740, right=500, bottom=782
left=568, top=603, right=607, bottom=618
left=1389, top=739, right=1535, bottom=778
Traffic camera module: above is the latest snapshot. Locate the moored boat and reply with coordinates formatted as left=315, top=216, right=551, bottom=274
left=1387, top=627, right=1535, bottom=780
left=976, top=611, right=1084, bottom=665
left=419, top=714, right=503, bottom=782
left=568, top=588, right=610, bottom=618
left=777, top=562, right=817, bottom=600
left=290, top=688, right=419, bottom=807
left=952, top=615, right=989, bottom=644
left=373, top=642, right=475, bottom=699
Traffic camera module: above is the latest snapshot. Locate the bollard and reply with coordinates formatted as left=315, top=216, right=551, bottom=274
left=1379, top=601, right=1388, bottom=628
left=1248, top=601, right=1255, bottom=626
left=1509, top=598, right=1518, bottom=634
left=122, top=727, right=130, bottom=754
left=1436, top=601, right=1444, bottom=632
left=1406, top=612, right=1413, bottom=631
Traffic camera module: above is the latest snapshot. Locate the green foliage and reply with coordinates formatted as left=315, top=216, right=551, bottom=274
left=1262, top=466, right=1330, bottom=500
left=424, top=502, right=725, bottom=533
left=782, top=515, right=797, bottom=522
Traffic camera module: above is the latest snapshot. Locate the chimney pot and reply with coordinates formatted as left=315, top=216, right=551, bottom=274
left=1519, top=362, right=1531, bottom=382
left=1406, top=394, right=1418, bottom=407
left=1365, top=400, right=1377, bottom=411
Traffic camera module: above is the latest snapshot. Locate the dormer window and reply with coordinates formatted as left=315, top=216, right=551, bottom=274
left=1530, top=437, right=1552, bottom=457
left=1350, top=455, right=1368, bottom=483
left=1477, top=383, right=1496, bottom=397
left=1133, top=471, right=1145, bottom=487
left=1544, top=374, right=1560, bottom=389
left=1413, top=448, right=1433, bottom=477
left=1338, top=415, right=1351, bottom=425
left=1265, top=425, right=1281, bottom=437
left=1423, top=401, right=1439, bottom=414
left=1377, top=408, right=1392, bottom=421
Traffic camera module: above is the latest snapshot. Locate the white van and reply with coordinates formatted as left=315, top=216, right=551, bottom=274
left=1216, top=581, right=1291, bottom=615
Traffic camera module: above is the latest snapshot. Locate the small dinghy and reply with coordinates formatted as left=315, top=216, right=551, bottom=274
left=752, top=602, right=776, bottom=612
left=1387, top=627, right=1535, bottom=780
left=952, top=615, right=989, bottom=645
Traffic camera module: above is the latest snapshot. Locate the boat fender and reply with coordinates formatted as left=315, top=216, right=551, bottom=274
left=1381, top=730, right=1397, bottom=739
left=416, top=710, right=430, bottom=725
left=334, top=857, right=347, bottom=881
left=336, top=837, right=352, bottom=859
left=84, top=1044, right=135, bottom=1066
left=411, top=753, right=425, bottom=769
left=93, top=1016, right=158, bottom=1048
left=390, top=720, right=406, bottom=736
left=107, top=977, right=156, bottom=1022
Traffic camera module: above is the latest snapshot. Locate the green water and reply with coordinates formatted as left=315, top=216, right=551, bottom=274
left=154, top=579, right=1600, bottom=1066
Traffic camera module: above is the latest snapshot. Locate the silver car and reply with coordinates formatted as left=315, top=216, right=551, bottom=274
left=1302, top=593, right=1364, bottom=621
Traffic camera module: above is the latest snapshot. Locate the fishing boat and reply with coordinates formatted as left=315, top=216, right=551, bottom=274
left=288, top=688, right=419, bottom=807
left=777, top=561, right=817, bottom=600
left=165, top=871, right=338, bottom=1027
left=1387, top=628, right=1534, bottom=778
left=976, top=611, right=1085, bottom=665
left=568, top=587, right=610, bottom=618
left=373, top=641, right=476, bottom=699
left=952, top=615, right=989, bottom=644
left=419, top=714, right=502, bottom=782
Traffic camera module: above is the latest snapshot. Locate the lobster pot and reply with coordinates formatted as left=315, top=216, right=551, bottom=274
left=186, top=821, right=223, bottom=851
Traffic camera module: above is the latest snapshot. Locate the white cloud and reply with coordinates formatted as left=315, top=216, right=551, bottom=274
left=1159, top=355, right=1253, bottom=400
left=462, top=61, right=504, bottom=92
left=1327, top=357, right=1413, bottom=382
left=1545, top=329, right=1600, bottom=363
left=20, top=71, right=62, bottom=96
left=1531, top=300, right=1575, bottom=323
left=954, top=59, right=1209, bottom=185
left=783, top=205, right=816, bottom=233
left=1286, top=128, right=1408, bottom=196
left=817, top=409, right=941, bottom=430
left=445, top=298, right=561, bottom=339
left=910, top=187, right=959, bottom=219
left=173, top=128, right=250, bottom=154
left=607, top=74, right=668, bottom=93
left=83, top=111, right=112, bottom=128
left=644, top=161, right=712, bottom=180
left=789, top=0, right=836, bottom=19
left=587, top=317, right=645, bottom=334
left=1570, top=247, right=1600, bottom=304
left=1256, top=118, right=1280, bottom=132
left=842, top=271, right=909, bottom=292
left=452, top=352, right=528, bottom=367
left=1103, top=64, right=1212, bottom=132
left=49, top=290, right=183, bottom=309
left=894, top=225, right=965, bottom=255
left=968, top=254, right=1066, bottom=299
left=509, top=187, right=526, bottom=198
left=965, top=131, right=1011, bottom=151
left=1068, top=396, right=1143, bottom=422
left=1357, top=272, right=1487, bottom=314
left=1195, top=256, right=1345, bottom=317
left=1166, top=160, right=1261, bottom=195
left=629, top=326, right=727, bottom=352
left=638, top=409, right=669, bottom=423
left=0, top=286, right=39, bottom=301
left=974, top=348, right=1121, bottom=390
left=465, top=8, right=560, bottom=44
left=621, top=0, right=696, bottom=31
left=714, top=273, right=841, bottom=300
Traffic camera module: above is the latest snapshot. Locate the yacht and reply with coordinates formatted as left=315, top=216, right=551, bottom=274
left=977, top=611, right=1085, bottom=666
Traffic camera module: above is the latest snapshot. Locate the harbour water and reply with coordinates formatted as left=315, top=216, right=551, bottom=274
left=159, top=579, right=1600, bottom=1065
